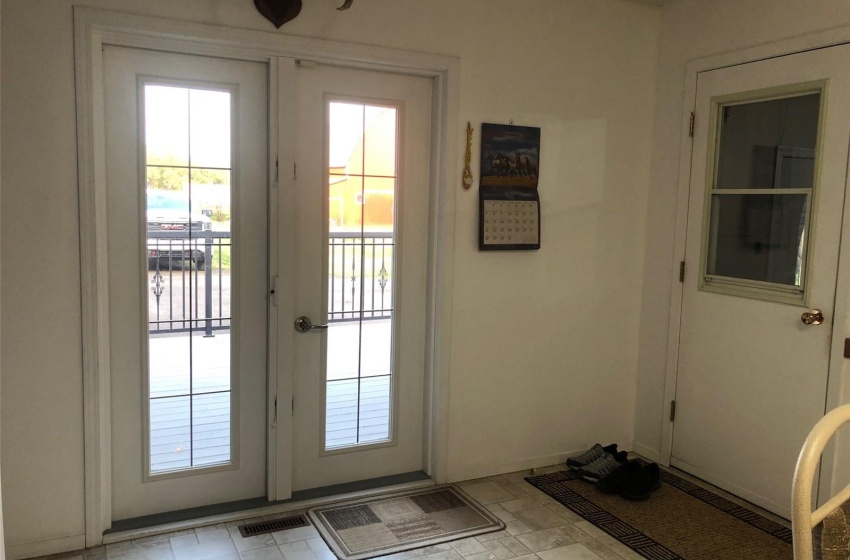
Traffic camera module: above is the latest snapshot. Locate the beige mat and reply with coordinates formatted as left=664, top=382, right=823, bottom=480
left=308, top=485, right=504, bottom=560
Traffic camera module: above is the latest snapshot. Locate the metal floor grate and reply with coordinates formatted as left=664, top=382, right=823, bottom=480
left=238, top=514, right=311, bottom=537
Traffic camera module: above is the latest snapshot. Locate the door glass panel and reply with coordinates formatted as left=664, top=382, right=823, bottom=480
left=707, top=193, right=808, bottom=285
left=325, top=101, right=397, bottom=450
left=145, top=83, right=234, bottom=475
left=704, top=90, right=820, bottom=295
left=715, top=94, right=819, bottom=189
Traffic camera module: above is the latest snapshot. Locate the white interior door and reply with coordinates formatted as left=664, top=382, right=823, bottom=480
left=104, top=46, right=269, bottom=520
left=674, top=45, right=850, bottom=518
left=287, top=64, right=433, bottom=491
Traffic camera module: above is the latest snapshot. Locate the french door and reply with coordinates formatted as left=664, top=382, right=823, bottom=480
left=286, top=64, right=433, bottom=491
left=673, top=44, right=850, bottom=518
left=102, top=46, right=434, bottom=520
left=103, top=46, right=269, bottom=520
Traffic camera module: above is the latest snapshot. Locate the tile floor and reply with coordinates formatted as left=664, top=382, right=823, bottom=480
left=32, top=465, right=662, bottom=560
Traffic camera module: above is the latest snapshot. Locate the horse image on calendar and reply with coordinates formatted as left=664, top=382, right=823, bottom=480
left=480, top=123, right=540, bottom=188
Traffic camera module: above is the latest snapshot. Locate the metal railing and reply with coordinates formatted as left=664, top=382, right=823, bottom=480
left=328, top=232, right=394, bottom=322
left=148, top=231, right=230, bottom=336
left=148, top=231, right=394, bottom=335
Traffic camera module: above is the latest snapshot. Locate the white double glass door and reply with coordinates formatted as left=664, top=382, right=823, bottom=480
left=103, top=47, right=433, bottom=520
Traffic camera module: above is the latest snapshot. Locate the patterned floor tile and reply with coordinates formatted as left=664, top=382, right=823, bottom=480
left=512, top=508, right=567, bottom=531
left=503, top=521, right=533, bottom=536
left=462, top=482, right=517, bottom=505
left=449, top=538, right=489, bottom=557
left=537, top=544, right=603, bottom=560
left=500, top=498, right=543, bottom=514
left=481, top=539, right=515, bottom=560
left=240, top=546, right=284, bottom=560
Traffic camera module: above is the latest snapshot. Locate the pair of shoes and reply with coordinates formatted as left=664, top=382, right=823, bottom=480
left=597, top=460, right=661, bottom=500
left=566, top=443, right=618, bottom=470
left=578, top=451, right=629, bottom=482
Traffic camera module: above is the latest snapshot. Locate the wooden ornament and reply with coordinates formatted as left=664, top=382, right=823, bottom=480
left=253, top=0, right=302, bottom=28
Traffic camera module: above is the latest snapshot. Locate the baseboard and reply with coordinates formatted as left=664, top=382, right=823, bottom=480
left=446, top=451, right=580, bottom=483
left=631, top=442, right=661, bottom=463
left=6, top=534, right=86, bottom=560
left=103, top=478, right=435, bottom=545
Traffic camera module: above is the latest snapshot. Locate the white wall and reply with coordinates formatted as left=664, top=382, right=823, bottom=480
left=1, top=0, right=6, bottom=554
left=1, top=0, right=659, bottom=554
left=634, top=0, right=850, bottom=458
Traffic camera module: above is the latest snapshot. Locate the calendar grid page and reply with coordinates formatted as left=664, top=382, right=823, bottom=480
left=482, top=200, right=539, bottom=245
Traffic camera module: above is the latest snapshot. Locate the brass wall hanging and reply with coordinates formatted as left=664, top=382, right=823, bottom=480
left=462, top=122, right=474, bottom=190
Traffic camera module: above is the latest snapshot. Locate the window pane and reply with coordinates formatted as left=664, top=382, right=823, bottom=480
left=150, top=396, right=192, bottom=472
left=191, top=392, right=231, bottom=467
left=715, top=93, right=820, bottom=189
left=707, top=193, right=808, bottom=286
left=359, top=376, right=390, bottom=444
left=190, top=90, right=231, bottom=168
left=329, top=102, right=364, bottom=176
left=145, top=86, right=189, bottom=167
left=363, top=106, right=397, bottom=177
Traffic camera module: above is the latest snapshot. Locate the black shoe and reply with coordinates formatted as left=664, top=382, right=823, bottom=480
left=596, top=460, right=640, bottom=494
left=566, top=443, right=618, bottom=470
left=578, top=450, right=629, bottom=483
left=620, top=462, right=661, bottom=501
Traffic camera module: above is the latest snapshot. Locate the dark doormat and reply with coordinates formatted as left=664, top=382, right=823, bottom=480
left=526, top=465, right=792, bottom=560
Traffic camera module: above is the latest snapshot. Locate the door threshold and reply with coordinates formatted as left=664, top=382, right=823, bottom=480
left=104, top=471, right=434, bottom=545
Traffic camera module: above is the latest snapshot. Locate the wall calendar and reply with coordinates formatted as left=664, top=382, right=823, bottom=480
left=478, top=123, right=541, bottom=251
left=479, top=191, right=540, bottom=250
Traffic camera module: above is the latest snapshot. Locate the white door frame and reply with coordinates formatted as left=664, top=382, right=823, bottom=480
left=662, top=29, right=850, bottom=511
left=74, top=7, right=459, bottom=547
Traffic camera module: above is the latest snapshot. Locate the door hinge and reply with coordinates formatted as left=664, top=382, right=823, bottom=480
left=679, top=261, right=685, bottom=283
left=292, top=397, right=295, bottom=413
left=272, top=396, right=278, bottom=427
left=274, top=157, right=279, bottom=188
left=294, top=163, right=297, bottom=181
left=689, top=112, right=695, bottom=138
left=670, top=400, right=677, bottom=422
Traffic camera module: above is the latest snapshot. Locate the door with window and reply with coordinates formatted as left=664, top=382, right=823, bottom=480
left=674, top=45, right=850, bottom=518
left=104, top=46, right=269, bottom=520
left=288, top=64, right=433, bottom=490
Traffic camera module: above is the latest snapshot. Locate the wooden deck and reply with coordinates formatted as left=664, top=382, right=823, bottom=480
left=148, top=320, right=392, bottom=473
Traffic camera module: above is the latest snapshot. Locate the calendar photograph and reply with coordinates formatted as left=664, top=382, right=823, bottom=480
left=480, top=123, right=540, bottom=189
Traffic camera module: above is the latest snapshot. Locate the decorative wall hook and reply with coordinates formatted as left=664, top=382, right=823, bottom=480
left=463, top=122, right=474, bottom=190
left=337, top=0, right=355, bottom=10
left=253, top=0, right=302, bottom=28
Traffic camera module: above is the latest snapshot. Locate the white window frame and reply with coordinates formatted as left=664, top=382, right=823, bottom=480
left=697, top=85, right=825, bottom=306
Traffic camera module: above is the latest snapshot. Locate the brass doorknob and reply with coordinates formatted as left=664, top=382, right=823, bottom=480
left=801, top=309, right=825, bottom=326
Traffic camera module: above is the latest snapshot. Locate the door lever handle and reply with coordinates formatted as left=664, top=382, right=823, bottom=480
left=294, top=316, right=329, bottom=333
left=801, top=309, right=825, bottom=326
